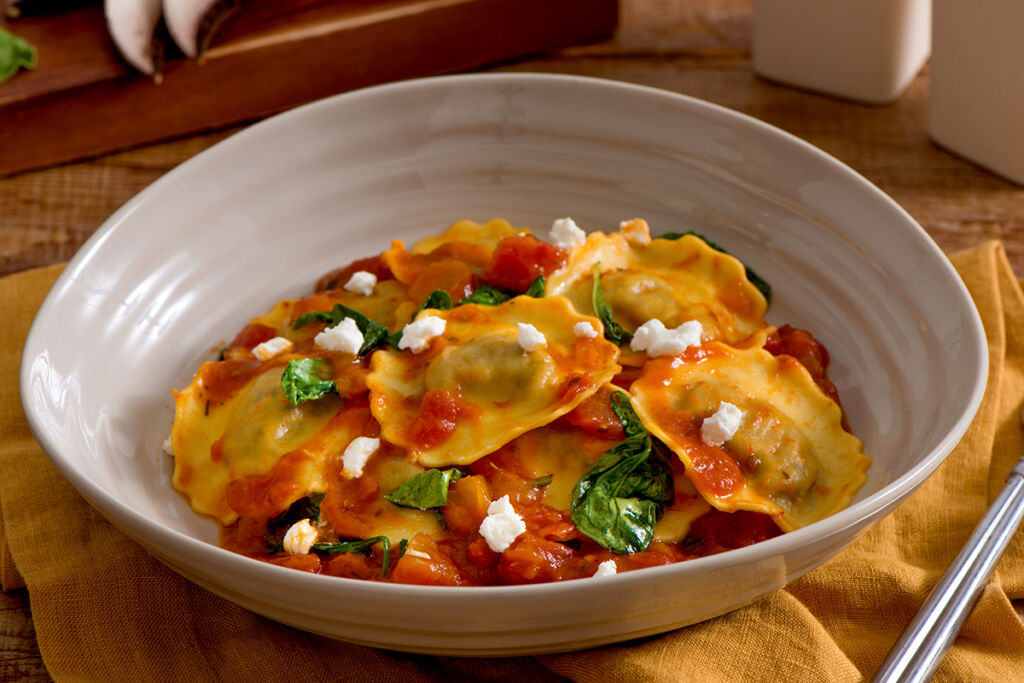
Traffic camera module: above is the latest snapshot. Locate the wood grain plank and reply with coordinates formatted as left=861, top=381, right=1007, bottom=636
left=0, top=0, right=617, bottom=176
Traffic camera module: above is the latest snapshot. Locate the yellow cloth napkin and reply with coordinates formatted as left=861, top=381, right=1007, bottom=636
left=3, top=243, right=1023, bottom=682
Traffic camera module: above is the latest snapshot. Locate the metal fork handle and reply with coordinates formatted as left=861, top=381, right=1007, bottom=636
left=873, top=457, right=1024, bottom=682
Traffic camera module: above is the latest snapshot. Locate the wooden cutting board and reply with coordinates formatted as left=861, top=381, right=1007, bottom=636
left=0, top=0, right=617, bottom=177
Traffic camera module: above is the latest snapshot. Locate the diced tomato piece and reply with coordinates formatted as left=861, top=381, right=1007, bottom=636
left=322, top=552, right=381, bottom=580
left=229, top=323, right=276, bottom=350
left=483, top=235, right=567, bottom=292
left=315, top=255, right=393, bottom=292
left=563, top=384, right=625, bottom=440
left=219, top=514, right=271, bottom=556
left=390, top=535, right=465, bottom=586
left=224, top=451, right=313, bottom=517
left=441, top=475, right=492, bottom=536
left=687, top=509, right=781, bottom=551
left=497, top=533, right=575, bottom=584
left=765, top=325, right=842, bottom=406
left=267, top=553, right=322, bottom=573
left=320, top=475, right=379, bottom=539
left=408, top=390, right=479, bottom=450
left=408, top=259, right=476, bottom=303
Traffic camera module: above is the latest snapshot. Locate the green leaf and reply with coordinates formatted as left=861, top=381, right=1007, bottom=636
left=570, top=391, right=674, bottom=554
left=460, top=286, right=510, bottom=307
left=385, top=469, right=463, bottom=509
left=528, top=474, right=553, bottom=488
left=293, top=303, right=391, bottom=355
left=591, top=264, right=632, bottom=345
left=390, top=290, right=453, bottom=347
left=398, top=538, right=409, bottom=559
left=414, top=290, right=453, bottom=317
left=660, top=230, right=772, bottom=303
left=0, top=28, right=37, bottom=84
left=264, top=493, right=325, bottom=554
left=524, top=276, right=545, bottom=298
left=312, top=536, right=393, bottom=577
left=280, top=358, right=338, bottom=405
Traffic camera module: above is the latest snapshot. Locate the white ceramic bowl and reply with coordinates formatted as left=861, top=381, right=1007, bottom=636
left=20, top=73, right=986, bottom=655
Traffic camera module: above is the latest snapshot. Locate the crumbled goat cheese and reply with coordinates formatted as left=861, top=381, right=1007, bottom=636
left=162, top=434, right=174, bottom=457
left=404, top=549, right=432, bottom=561
left=549, top=217, right=587, bottom=248
left=252, top=336, right=294, bottom=361
left=342, top=436, right=380, bottom=478
left=517, top=322, right=547, bottom=351
left=283, top=518, right=318, bottom=555
left=701, top=401, right=744, bottom=447
left=478, top=495, right=526, bottom=553
left=618, top=218, right=651, bottom=245
left=398, top=315, right=446, bottom=353
left=573, top=321, right=598, bottom=338
left=315, top=317, right=363, bottom=354
left=343, top=270, right=377, bottom=297
left=630, top=319, right=703, bottom=357
left=593, top=560, right=618, bottom=578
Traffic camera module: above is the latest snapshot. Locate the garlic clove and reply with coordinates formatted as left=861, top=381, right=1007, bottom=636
left=163, top=0, right=238, bottom=61
left=105, top=0, right=164, bottom=77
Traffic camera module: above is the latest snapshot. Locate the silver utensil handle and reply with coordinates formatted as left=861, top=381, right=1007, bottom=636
left=873, top=457, right=1024, bottom=682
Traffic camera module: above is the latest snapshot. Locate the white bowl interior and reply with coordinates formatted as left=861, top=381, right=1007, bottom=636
left=20, top=74, right=986, bottom=653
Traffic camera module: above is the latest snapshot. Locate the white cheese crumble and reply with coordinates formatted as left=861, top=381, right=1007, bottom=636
left=162, top=434, right=174, bottom=457
left=404, top=549, right=432, bottom=561
left=252, top=336, right=294, bottom=361
left=573, top=321, right=599, bottom=338
left=343, top=270, right=377, bottom=297
left=630, top=319, right=703, bottom=357
left=517, top=322, right=547, bottom=351
left=593, top=559, right=618, bottom=578
left=701, top=401, right=744, bottom=447
left=315, top=317, right=364, bottom=354
left=283, top=518, right=318, bottom=555
left=342, top=436, right=380, bottom=478
left=398, top=315, right=446, bottom=353
left=549, top=217, right=587, bottom=248
left=478, top=495, right=526, bottom=553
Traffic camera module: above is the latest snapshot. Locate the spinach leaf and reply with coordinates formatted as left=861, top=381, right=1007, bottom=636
left=570, top=392, right=673, bottom=554
left=0, top=28, right=36, bottom=84
left=312, top=536, right=393, bottom=577
left=264, top=493, right=325, bottom=554
left=293, top=303, right=391, bottom=355
left=524, top=276, right=545, bottom=298
left=389, top=290, right=454, bottom=347
left=385, top=469, right=463, bottom=509
left=528, top=474, right=553, bottom=488
left=460, top=286, right=510, bottom=307
left=591, top=264, right=632, bottom=345
left=660, top=230, right=772, bottom=303
left=281, top=358, right=338, bottom=405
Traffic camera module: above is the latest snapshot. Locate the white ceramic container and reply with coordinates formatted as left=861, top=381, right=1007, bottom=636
left=928, top=0, right=1024, bottom=186
left=20, top=73, right=986, bottom=655
left=753, top=0, right=931, bottom=104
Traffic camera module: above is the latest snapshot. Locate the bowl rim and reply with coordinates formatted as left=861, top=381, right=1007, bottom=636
left=19, top=72, right=988, bottom=600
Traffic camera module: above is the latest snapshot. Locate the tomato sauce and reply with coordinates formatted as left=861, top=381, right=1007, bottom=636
left=407, top=389, right=479, bottom=450
left=482, top=235, right=566, bottom=292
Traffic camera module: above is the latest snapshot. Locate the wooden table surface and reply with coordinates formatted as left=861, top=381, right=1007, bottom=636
left=2, top=0, right=1022, bottom=679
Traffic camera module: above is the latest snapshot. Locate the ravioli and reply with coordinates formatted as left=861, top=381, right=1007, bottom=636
left=168, top=216, right=869, bottom=585
left=411, top=217, right=527, bottom=254
left=629, top=341, right=870, bottom=532
left=366, top=296, right=621, bottom=467
left=171, top=363, right=351, bottom=524
left=547, top=219, right=767, bottom=345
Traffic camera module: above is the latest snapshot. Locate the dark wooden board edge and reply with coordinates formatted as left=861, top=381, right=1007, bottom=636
left=0, top=0, right=618, bottom=177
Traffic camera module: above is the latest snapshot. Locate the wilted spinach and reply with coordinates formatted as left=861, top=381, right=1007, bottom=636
left=570, top=392, right=673, bottom=554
